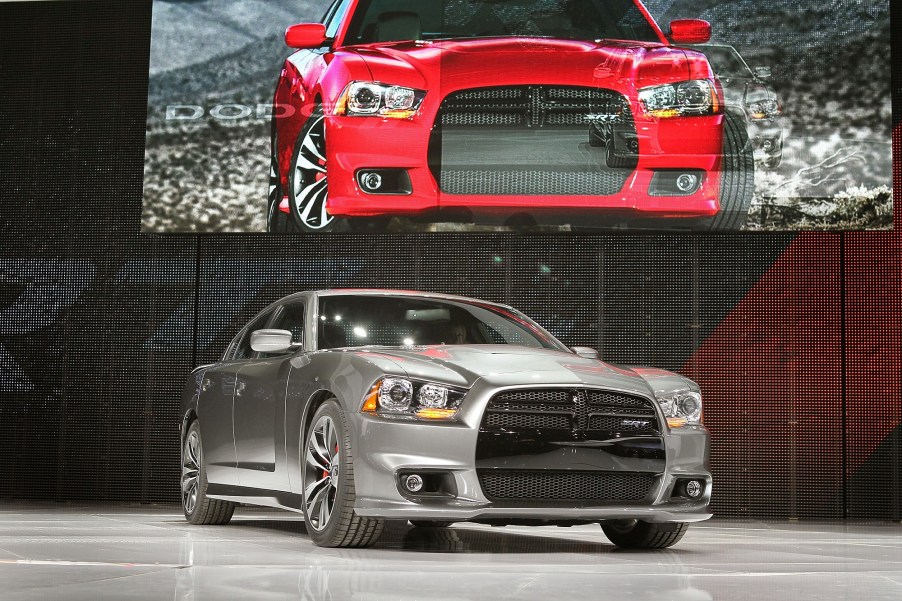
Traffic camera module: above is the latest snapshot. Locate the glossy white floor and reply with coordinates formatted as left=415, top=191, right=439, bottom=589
left=0, top=504, right=899, bottom=600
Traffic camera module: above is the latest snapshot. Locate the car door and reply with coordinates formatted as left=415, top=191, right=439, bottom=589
left=197, top=308, right=275, bottom=487
left=233, top=299, right=308, bottom=491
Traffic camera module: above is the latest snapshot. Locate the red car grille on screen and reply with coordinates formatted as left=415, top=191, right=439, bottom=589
left=430, top=86, right=634, bottom=196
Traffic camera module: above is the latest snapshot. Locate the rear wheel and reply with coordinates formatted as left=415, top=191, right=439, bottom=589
left=182, top=421, right=235, bottom=525
left=302, top=400, right=384, bottom=547
left=601, top=520, right=689, bottom=549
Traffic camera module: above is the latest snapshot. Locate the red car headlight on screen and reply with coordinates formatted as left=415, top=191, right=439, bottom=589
left=335, top=82, right=427, bottom=119
left=638, top=79, right=720, bottom=118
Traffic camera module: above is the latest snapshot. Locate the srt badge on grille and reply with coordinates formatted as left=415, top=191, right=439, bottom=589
left=622, top=419, right=651, bottom=429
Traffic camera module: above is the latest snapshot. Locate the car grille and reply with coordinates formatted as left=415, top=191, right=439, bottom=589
left=478, top=470, right=655, bottom=503
left=482, top=388, right=660, bottom=434
left=439, top=86, right=630, bottom=129
left=431, top=85, right=634, bottom=196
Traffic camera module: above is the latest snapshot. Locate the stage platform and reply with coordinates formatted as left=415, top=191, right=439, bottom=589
left=0, top=504, right=899, bottom=600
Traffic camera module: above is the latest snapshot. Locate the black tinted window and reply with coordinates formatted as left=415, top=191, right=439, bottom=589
left=316, top=295, right=564, bottom=350
left=270, top=302, right=306, bottom=346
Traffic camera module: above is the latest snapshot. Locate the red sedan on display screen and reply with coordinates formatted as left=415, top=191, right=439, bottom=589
left=269, top=0, right=754, bottom=233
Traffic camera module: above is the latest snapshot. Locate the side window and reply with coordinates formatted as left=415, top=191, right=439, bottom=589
left=325, top=0, right=354, bottom=39
left=230, top=310, right=275, bottom=361
left=270, top=301, right=306, bottom=348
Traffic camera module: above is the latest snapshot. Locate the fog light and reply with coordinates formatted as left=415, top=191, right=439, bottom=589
left=676, top=173, right=699, bottom=192
left=762, top=139, right=774, bottom=151
left=627, top=139, right=639, bottom=153
left=685, top=480, right=703, bottom=499
left=360, top=171, right=383, bottom=192
left=404, top=474, right=424, bottom=493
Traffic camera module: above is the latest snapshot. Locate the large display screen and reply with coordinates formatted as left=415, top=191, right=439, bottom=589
left=141, top=0, right=893, bottom=233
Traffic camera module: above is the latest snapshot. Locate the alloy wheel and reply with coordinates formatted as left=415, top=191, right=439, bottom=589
left=292, top=114, right=334, bottom=231
left=182, top=430, right=200, bottom=515
left=304, top=414, right=340, bottom=531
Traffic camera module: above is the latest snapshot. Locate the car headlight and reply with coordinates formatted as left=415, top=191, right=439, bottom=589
left=362, top=377, right=466, bottom=420
left=638, top=80, right=719, bottom=118
left=654, top=389, right=702, bottom=428
left=336, top=82, right=426, bottom=119
left=746, top=99, right=780, bottom=120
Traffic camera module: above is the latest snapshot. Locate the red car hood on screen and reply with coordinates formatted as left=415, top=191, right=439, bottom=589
left=351, top=37, right=701, bottom=91
left=353, top=344, right=661, bottom=396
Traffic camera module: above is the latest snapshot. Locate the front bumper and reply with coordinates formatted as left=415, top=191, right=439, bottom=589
left=324, top=107, right=724, bottom=220
left=347, top=381, right=712, bottom=523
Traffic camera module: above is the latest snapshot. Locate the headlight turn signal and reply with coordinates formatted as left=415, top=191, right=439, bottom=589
left=654, top=389, right=703, bottom=428
left=638, top=80, right=720, bottom=118
left=336, top=82, right=426, bottom=119
left=362, top=377, right=466, bottom=420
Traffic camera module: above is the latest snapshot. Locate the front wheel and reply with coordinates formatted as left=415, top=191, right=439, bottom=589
left=182, top=421, right=235, bottom=525
left=601, top=520, right=689, bottom=549
left=288, top=106, right=338, bottom=233
left=302, top=400, right=384, bottom=547
left=701, top=110, right=755, bottom=230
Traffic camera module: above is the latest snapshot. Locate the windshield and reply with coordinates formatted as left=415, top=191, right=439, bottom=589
left=316, top=295, right=566, bottom=350
left=343, top=0, right=660, bottom=45
left=696, top=46, right=752, bottom=79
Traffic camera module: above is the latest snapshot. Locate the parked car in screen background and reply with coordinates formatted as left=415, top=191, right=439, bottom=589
left=180, top=290, right=711, bottom=549
left=268, top=0, right=755, bottom=234
left=686, top=42, right=783, bottom=168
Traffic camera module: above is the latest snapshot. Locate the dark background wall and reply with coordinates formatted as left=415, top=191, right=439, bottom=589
left=0, top=0, right=899, bottom=519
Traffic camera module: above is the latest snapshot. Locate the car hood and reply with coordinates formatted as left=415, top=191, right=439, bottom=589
left=351, top=344, right=658, bottom=397
left=351, top=37, right=707, bottom=92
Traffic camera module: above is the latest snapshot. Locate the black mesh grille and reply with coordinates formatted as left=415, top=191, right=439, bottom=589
left=484, top=412, right=571, bottom=430
left=433, top=85, right=634, bottom=196
left=588, top=415, right=656, bottom=432
left=478, top=470, right=655, bottom=502
left=482, top=388, right=660, bottom=433
left=493, top=389, right=571, bottom=404
left=439, top=85, right=629, bottom=129
left=586, top=390, right=656, bottom=411
left=440, top=169, right=627, bottom=196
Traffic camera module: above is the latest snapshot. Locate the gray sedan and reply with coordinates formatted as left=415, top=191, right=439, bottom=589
left=180, top=290, right=711, bottom=548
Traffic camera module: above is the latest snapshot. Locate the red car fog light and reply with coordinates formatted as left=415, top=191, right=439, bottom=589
left=356, top=169, right=412, bottom=195
left=649, top=170, right=704, bottom=196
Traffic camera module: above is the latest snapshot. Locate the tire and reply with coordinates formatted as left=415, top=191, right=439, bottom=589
left=267, top=130, right=298, bottom=233
left=302, top=400, right=384, bottom=547
left=699, top=110, right=754, bottom=230
left=605, top=139, right=636, bottom=170
left=409, top=520, right=454, bottom=529
left=601, top=520, right=689, bottom=549
left=181, top=421, right=235, bottom=525
left=588, top=126, right=605, bottom=148
left=288, top=105, right=338, bottom=233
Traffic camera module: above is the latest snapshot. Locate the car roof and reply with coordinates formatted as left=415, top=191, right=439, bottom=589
left=276, top=289, right=513, bottom=309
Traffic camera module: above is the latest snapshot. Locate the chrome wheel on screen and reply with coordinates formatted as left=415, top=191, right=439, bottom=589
left=292, top=114, right=334, bottom=231
left=304, top=414, right=339, bottom=531
left=182, top=430, right=200, bottom=515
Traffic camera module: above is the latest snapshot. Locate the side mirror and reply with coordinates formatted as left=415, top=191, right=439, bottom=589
left=572, top=346, right=600, bottom=360
left=669, top=19, right=711, bottom=44
left=285, top=23, right=327, bottom=49
left=753, top=66, right=772, bottom=79
left=250, top=329, right=297, bottom=353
